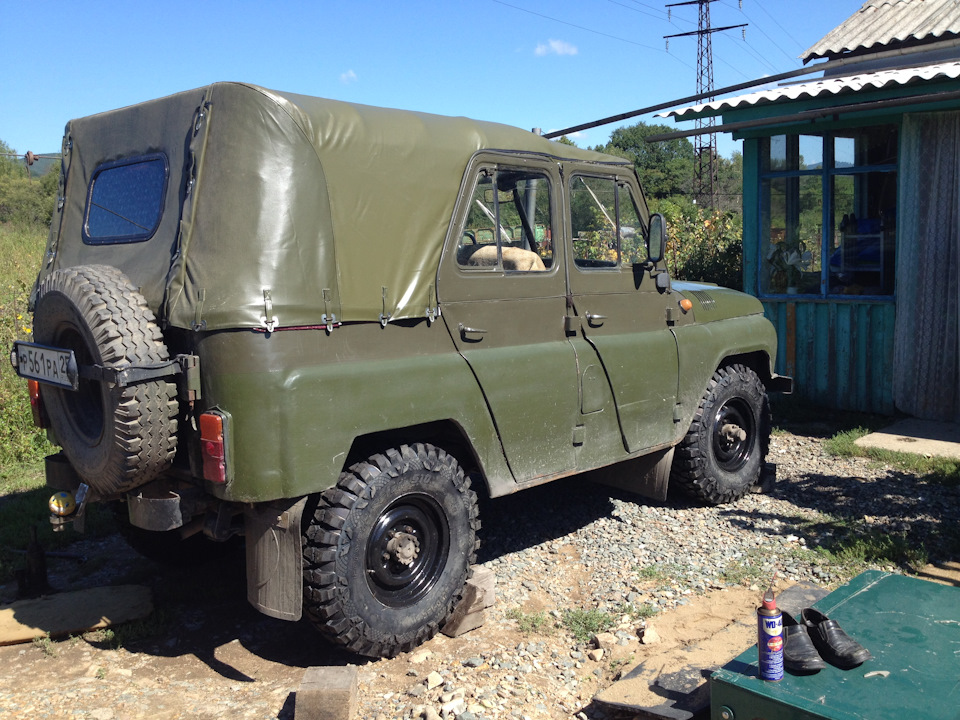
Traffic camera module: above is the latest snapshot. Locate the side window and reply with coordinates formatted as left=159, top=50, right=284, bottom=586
left=570, top=176, right=646, bottom=268
left=458, top=168, right=553, bottom=272
left=83, top=154, right=168, bottom=244
left=619, top=185, right=645, bottom=265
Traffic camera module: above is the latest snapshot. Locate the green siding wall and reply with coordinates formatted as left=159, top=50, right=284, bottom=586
left=763, top=299, right=895, bottom=413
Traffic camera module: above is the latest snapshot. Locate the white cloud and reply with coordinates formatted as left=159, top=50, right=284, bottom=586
left=340, top=70, right=358, bottom=84
left=535, top=39, right=578, bottom=57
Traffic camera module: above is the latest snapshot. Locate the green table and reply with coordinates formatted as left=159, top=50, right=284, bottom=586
left=711, top=571, right=960, bottom=720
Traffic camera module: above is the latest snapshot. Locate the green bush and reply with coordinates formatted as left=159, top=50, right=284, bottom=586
left=0, top=170, right=59, bottom=226
left=658, top=201, right=743, bottom=291
left=0, top=223, right=52, bottom=471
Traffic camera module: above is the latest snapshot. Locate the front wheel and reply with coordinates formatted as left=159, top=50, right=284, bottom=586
left=302, top=443, right=480, bottom=658
left=671, top=364, right=770, bottom=505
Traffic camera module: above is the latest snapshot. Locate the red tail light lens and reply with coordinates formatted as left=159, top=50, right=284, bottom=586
left=199, top=412, right=227, bottom=484
left=28, top=380, right=47, bottom=428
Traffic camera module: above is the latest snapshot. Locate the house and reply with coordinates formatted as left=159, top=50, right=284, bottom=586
left=659, top=0, right=960, bottom=420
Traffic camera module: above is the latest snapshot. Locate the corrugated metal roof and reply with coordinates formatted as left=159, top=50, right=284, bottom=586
left=660, top=60, right=960, bottom=119
left=803, top=0, right=960, bottom=62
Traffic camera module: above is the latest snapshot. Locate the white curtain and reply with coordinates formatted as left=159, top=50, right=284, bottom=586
left=894, top=112, right=960, bottom=420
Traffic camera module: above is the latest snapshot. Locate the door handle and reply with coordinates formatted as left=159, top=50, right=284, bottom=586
left=585, top=313, right=606, bottom=326
left=458, top=323, right=488, bottom=340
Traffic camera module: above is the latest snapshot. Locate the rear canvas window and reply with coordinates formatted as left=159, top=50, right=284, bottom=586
left=83, top=154, right=168, bottom=244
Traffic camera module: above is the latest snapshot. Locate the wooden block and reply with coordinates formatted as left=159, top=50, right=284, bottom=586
left=442, top=567, right=496, bottom=638
left=0, top=585, right=153, bottom=645
left=469, top=566, right=496, bottom=608
left=296, top=666, right=358, bottom=720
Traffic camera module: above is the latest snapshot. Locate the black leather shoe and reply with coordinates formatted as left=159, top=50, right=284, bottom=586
left=801, top=607, right=873, bottom=669
left=783, top=611, right=826, bottom=673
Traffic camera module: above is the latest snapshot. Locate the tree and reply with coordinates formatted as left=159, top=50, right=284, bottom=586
left=0, top=139, right=59, bottom=227
left=600, top=122, right=696, bottom=200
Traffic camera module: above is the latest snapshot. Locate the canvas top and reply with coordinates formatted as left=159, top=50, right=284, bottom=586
left=39, top=82, right=629, bottom=330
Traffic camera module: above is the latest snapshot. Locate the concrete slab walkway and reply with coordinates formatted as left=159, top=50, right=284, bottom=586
left=854, top=418, right=960, bottom=460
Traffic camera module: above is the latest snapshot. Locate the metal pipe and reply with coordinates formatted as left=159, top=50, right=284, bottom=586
left=542, top=38, right=960, bottom=139
left=644, top=88, right=960, bottom=142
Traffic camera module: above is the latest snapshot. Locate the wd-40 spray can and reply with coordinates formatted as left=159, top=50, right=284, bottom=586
left=757, top=585, right=784, bottom=681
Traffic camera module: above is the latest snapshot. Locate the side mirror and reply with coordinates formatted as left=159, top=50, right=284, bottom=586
left=648, top=213, right=666, bottom=265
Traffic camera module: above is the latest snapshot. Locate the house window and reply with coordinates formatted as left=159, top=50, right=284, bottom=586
left=759, top=125, right=898, bottom=297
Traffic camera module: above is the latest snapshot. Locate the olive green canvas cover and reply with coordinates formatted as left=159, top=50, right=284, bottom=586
left=39, top=82, right=623, bottom=330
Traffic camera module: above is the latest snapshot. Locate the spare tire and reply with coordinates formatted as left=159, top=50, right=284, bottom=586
left=33, top=265, right=178, bottom=495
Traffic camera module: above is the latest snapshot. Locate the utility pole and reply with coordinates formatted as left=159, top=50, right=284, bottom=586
left=665, top=0, right=746, bottom=209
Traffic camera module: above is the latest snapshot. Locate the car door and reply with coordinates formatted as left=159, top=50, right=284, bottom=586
left=438, top=158, right=578, bottom=483
left=565, top=171, right=680, bottom=454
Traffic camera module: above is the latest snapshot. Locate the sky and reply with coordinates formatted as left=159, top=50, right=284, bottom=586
left=1, top=1, right=856, bottom=160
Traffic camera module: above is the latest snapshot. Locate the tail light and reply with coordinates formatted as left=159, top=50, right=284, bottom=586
left=28, top=380, right=47, bottom=428
left=199, top=411, right=227, bottom=484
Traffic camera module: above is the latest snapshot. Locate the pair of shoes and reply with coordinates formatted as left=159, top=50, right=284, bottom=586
left=783, top=608, right=872, bottom=673
left=801, top=607, right=873, bottom=669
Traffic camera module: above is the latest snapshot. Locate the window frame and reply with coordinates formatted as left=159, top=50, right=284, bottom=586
left=757, top=127, right=898, bottom=300
left=455, top=165, right=556, bottom=274
left=569, top=173, right=649, bottom=272
left=82, top=153, right=169, bottom=245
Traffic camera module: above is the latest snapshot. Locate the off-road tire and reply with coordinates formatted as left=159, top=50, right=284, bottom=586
left=671, top=364, right=770, bottom=505
left=302, top=443, right=480, bottom=658
left=33, top=265, right=178, bottom=495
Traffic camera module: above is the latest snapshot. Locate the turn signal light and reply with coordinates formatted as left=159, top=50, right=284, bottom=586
left=679, top=298, right=694, bottom=313
left=27, top=380, right=47, bottom=428
left=199, top=411, right=227, bottom=484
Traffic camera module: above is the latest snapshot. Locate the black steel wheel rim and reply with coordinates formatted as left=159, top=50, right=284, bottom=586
left=711, top=397, right=755, bottom=472
left=55, top=324, right=105, bottom=443
left=365, top=493, right=449, bottom=607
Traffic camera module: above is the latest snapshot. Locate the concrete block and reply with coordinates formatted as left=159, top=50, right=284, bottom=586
left=296, top=666, right=358, bottom=720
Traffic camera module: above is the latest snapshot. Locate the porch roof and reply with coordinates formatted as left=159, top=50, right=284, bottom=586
left=803, top=0, right=960, bottom=63
left=659, top=60, right=960, bottom=122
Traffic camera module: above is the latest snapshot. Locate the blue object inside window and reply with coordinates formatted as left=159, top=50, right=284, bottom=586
left=84, top=154, right=168, bottom=244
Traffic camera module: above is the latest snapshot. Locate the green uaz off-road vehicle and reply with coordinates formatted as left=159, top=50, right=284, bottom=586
left=11, top=82, right=790, bottom=657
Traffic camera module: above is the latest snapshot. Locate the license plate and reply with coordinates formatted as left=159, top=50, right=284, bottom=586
left=10, top=342, right=78, bottom=390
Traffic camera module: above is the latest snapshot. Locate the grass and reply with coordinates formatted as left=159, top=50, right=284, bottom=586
left=0, top=222, right=120, bottom=584
left=31, top=632, right=57, bottom=657
left=506, top=608, right=554, bottom=635
left=562, top=608, right=616, bottom=643
left=824, top=427, right=960, bottom=485
left=0, top=222, right=52, bottom=473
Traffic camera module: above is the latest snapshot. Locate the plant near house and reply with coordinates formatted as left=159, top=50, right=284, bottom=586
left=767, top=239, right=812, bottom=291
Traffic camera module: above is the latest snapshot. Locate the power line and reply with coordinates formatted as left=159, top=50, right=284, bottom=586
left=608, top=0, right=691, bottom=25
left=491, top=0, right=695, bottom=69
left=664, top=0, right=745, bottom=208
left=750, top=0, right=808, bottom=54
left=718, top=0, right=801, bottom=67
left=715, top=31, right=779, bottom=76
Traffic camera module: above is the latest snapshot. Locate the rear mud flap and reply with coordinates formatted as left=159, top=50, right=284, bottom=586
left=244, top=497, right=307, bottom=621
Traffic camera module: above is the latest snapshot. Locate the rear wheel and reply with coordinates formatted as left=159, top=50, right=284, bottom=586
left=302, top=443, right=479, bottom=657
left=671, top=364, right=770, bottom=505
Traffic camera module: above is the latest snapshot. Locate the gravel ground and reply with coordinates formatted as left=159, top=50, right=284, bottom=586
left=1, top=429, right=957, bottom=720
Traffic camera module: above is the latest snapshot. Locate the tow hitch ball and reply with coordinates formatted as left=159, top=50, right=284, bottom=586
left=48, top=482, right=90, bottom=532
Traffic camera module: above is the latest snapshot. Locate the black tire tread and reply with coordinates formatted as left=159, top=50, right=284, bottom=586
left=35, top=265, right=177, bottom=494
left=302, top=443, right=480, bottom=658
left=671, top=364, right=770, bottom=505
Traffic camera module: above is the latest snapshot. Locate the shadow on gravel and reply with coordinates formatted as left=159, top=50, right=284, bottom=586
left=718, top=467, right=960, bottom=566
left=476, top=475, right=648, bottom=563
left=83, top=543, right=368, bottom=681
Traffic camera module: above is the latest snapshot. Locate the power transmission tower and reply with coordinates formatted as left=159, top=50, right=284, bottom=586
left=665, top=0, right=746, bottom=209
